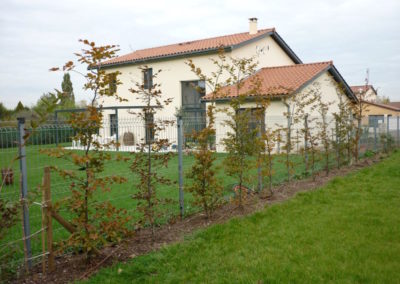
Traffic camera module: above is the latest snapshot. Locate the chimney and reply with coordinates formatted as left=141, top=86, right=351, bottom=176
left=249, top=18, right=258, bottom=35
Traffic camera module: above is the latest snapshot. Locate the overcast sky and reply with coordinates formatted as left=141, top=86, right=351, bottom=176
left=0, top=0, right=399, bottom=109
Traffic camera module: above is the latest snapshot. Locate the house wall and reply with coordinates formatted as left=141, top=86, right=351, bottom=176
left=361, top=104, right=399, bottom=125
left=365, top=89, right=377, bottom=102
left=364, top=104, right=399, bottom=117
left=99, top=35, right=296, bottom=142
left=353, top=87, right=377, bottom=102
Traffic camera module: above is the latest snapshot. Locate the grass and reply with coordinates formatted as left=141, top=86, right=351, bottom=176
left=83, top=151, right=400, bottom=283
left=0, top=142, right=326, bottom=270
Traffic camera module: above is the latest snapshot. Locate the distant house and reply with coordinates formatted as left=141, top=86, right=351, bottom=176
left=360, top=100, right=400, bottom=127
left=99, top=18, right=355, bottom=148
left=350, top=85, right=378, bottom=102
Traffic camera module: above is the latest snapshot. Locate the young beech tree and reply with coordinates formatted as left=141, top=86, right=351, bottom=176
left=221, top=57, right=261, bottom=209
left=284, top=84, right=318, bottom=179
left=42, top=40, right=130, bottom=259
left=315, top=89, right=334, bottom=175
left=259, top=126, right=277, bottom=196
left=129, top=67, right=174, bottom=238
left=304, top=115, right=319, bottom=181
left=185, top=105, right=223, bottom=218
left=333, top=91, right=355, bottom=168
left=184, top=52, right=227, bottom=218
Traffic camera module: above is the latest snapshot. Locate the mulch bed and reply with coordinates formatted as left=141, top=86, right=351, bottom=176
left=13, top=155, right=384, bottom=284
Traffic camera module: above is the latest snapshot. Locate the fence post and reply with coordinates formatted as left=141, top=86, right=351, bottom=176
left=304, top=115, right=309, bottom=173
left=42, top=167, right=54, bottom=272
left=373, top=117, right=377, bottom=152
left=177, top=115, right=184, bottom=218
left=397, top=116, right=399, bottom=147
left=17, top=117, right=32, bottom=269
left=286, top=106, right=292, bottom=182
left=387, top=115, right=390, bottom=151
left=357, top=117, right=361, bottom=160
left=335, top=118, right=340, bottom=168
left=115, top=108, right=119, bottom=151
left=257, top=120, right=262, bottom=192
left=55, top=111, right=59, bottom=146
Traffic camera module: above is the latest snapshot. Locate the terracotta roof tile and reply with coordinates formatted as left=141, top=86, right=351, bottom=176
left=204, top=61, right=332, bottom=100
left=350, top=85, right=375, bottom=94
left=102, top=29, right=274, bottom=66
left=362, top=100, right=400, bottom=111
left=389, top=102, right=400, bottom=108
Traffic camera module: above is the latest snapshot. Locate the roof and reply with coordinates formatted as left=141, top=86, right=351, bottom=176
left=388, top=102, right=400, bottom=108
left=101, top=28, right=302, bottom=67
left=203, top=61, right=356, bottom=101
left=350, top=85, right=376, bottom=94
left=362, top=100, right=400, bottom=112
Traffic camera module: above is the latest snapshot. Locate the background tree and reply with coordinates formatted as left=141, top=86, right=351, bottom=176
left=14, top=101, right=29, bottom=113
left=61, top=72, right=75, bottom=108
left=0, top=102, right=12, bottom=120
left=376, top=95, right=390, bottom=104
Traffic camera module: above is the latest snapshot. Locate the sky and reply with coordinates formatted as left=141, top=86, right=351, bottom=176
left=0, top=0, right=399, bottom=109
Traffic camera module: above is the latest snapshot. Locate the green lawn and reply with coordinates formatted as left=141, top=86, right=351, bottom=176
left=0, top=142, right=324, bottom=270
left=84, top=151, right=400, bottom=283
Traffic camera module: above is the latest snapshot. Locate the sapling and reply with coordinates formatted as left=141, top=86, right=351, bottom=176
left=221, top=57, right=261, bottom=208
left=129, top=67, right=174, bottom=238
left=42, top=40, right=130, bottom=259
left=184, top=52, right=228, bottom=218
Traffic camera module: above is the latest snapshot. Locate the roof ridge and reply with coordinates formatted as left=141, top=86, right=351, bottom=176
left=361, top=100, right=400, bottom=111
left=351, top=84, right=373, bottom=88
left=258, top=61, right=333, bottom=71
left=128, top=28, right=274, bottom=54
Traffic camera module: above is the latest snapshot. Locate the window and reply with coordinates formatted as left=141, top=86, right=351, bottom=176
left=368, top=115, right=384, bottom=127
left=181, top=80, right=206, bottom=137
left=110, top=113, right=117, bottom=136
left=238, top=108, right=265, bottom=135
left=143, top=68, right=153, bottom=90
left=145, top=112, right=154, bottom=143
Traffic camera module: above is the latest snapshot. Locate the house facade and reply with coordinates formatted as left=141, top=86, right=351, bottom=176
left=350, top=85, right=378, bottom=102
left=98, top=18, right=355, bottom=150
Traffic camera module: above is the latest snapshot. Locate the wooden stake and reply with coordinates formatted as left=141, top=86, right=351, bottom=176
left=43, top=167, right=55, bottom=272
left=51, top=210, right=76, bottom=234
left=20, top=174, right=29, bottom=273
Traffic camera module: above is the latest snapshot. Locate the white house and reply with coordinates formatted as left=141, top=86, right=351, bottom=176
left=350, top=85, right=378, bottom=102
left=98, top=18, right=356, bottom=150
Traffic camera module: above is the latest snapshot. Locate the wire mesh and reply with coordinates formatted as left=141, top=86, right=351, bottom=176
left=0, top=113, right=398, bottom=278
